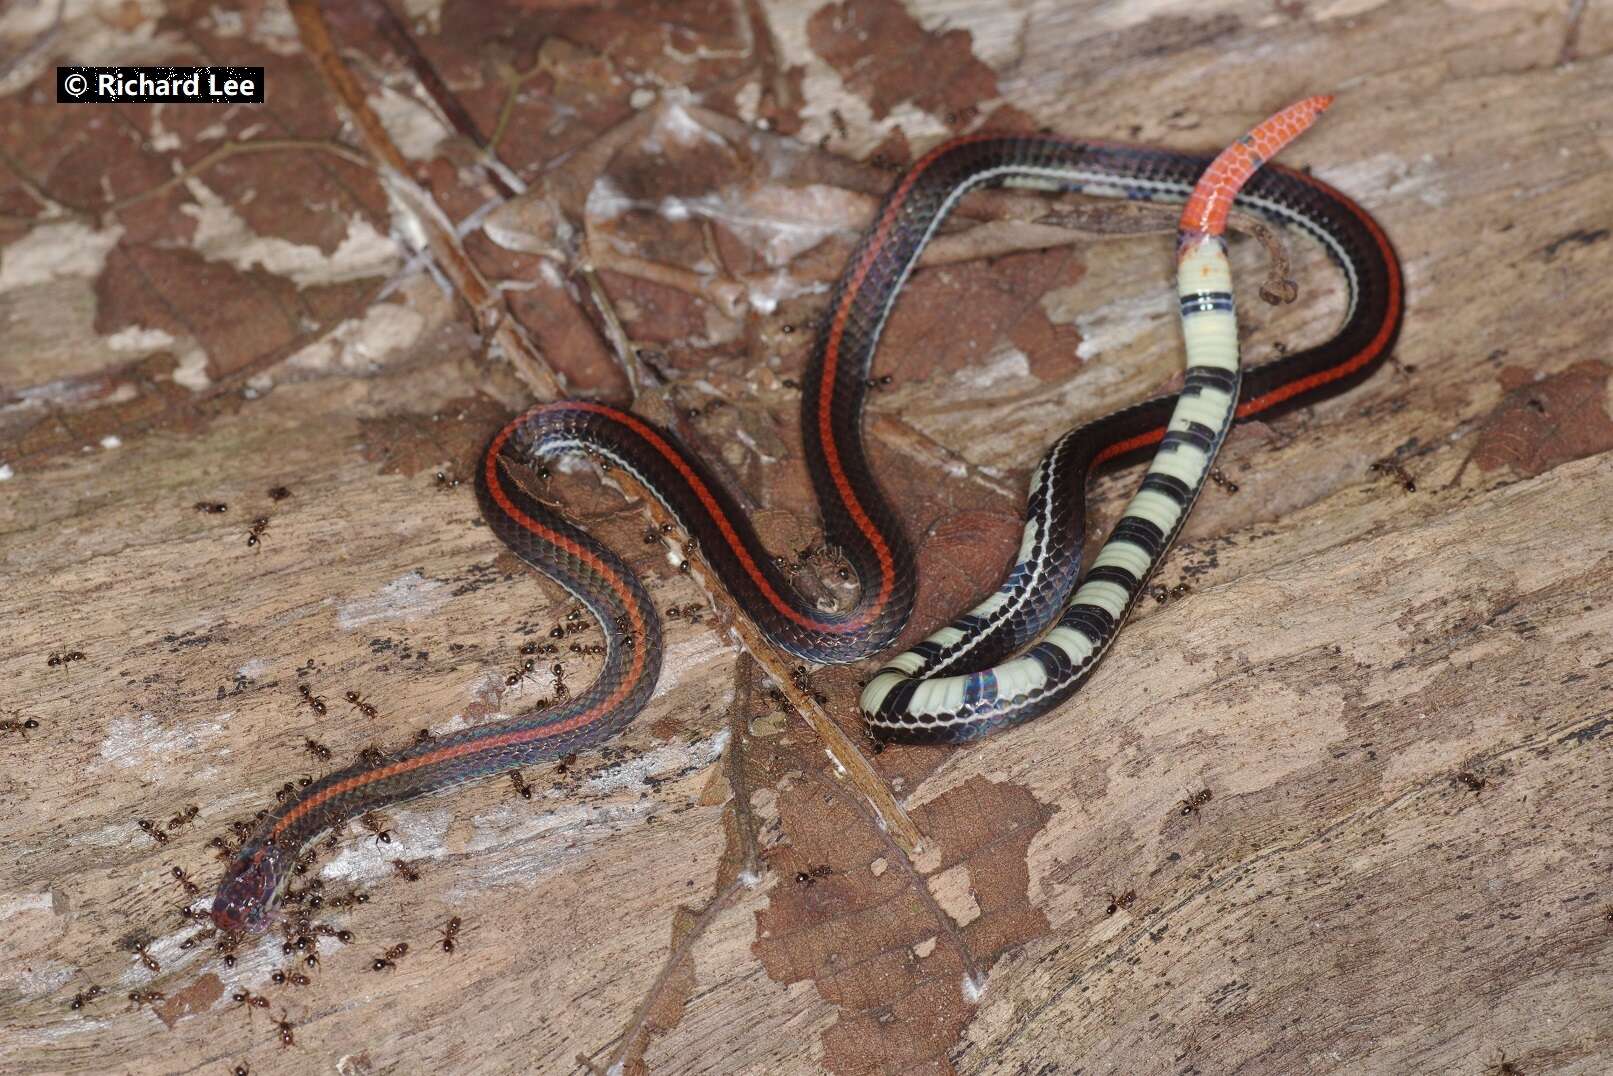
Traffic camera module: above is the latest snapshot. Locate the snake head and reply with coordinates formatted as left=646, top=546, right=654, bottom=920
left=211, top=842, right=285, bottom=934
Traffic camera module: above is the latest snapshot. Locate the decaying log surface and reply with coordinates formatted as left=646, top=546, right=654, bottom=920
left=1, top=2, right=1610, bottom=1074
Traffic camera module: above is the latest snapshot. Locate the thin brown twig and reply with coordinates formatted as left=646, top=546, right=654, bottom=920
left=113, top=139, right=372, bottom=213
left=0, top=144, right=82, bottom=220
left=725, top=653, right=764, bottom=880
left=1560, top=0, right=1589, bottom=65
left=0, top=0, right=63, bottom=87
left=285, top=0, right=563, bottom=401
left=488, top=57, right=549, bottom=159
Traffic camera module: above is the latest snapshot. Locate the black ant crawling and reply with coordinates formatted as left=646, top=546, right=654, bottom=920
left=68, top=985, right=103, bottom=1010
left=1, top=714, right=40, bottom=738
left=344, top=690, right=378, bottom=719
left=1370, top=458, right=1417, bottom=492
left=1177, top=788, right=1212, bottom=817
left=358, top=812, right=392, bottom=846
left=167, top=803, right=199, bottom=830
left=1105, top=890, right=1137, bottom=916
left=246, top=517, right=270, bottom=548
left=371, top=942, right=409, bottom=971
left=506, top=659, right=539, bottom=687
left=167, top=865, right=200, bottom=896
left=794, top=865, right=833, bottom=886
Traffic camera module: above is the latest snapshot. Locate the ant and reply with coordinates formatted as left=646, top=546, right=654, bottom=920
left=344, top=690, right=378, bottom=718
left=1105, top=890, right=1137, bottom=916
left=358, top=812, right=392, bottom=846
left=167, top=804, right=199, bottom=830
left=127, top=990, right=165, bottom=1010
left=303, top=737, right=331, bottom=762
left=1151, top=582, right=1193, bottom=605
left=68, top=985, right=103, bottom=1010
left=555, top=752, right=578, bottom=775
left=1178, top=788, right=1213, bottom=817
left=506, top=658, right=539, bottom=687
left=439, top=916, right=462, bottom=954
left=1453, top=771, right=1487, bottom=795
left=790, top=665, right=829, bottom=706
left=356, top=745, right=385, bottom=767
left=193, top=501, right=229, bottom=513
left=312, top=922, right=353, bottom=944
left=390, top=859, right=421, bottom=882
left=1, top=713, right=40, bottom=738
left=434, top=470, right=461, bottom=490
left=296, top=684, right=327, bottom=716
left=508, top=771, right=533, bottom=800
left=129, top=938, right=161, bottom=973
left=234, top=1065, right=251, bottom=1076
left=1370, top=458, right=1417, bottom=492
left=246, top=517, right=270, bottom=548
left=372, top=942, right=409, bottom=971
left=178, top=926, right=215, bottom=951
left=268, top=486, right=293, bottom=501
left=272, top=1011, right=296, bottom=1048
left=47, top=650, right=86, bottom=670
left=1208, top=467, right=1240, bottom=494
left=137, top=819, right=170, bottom=845
left=412, top=728, right=434, bottom=746
left=232, top=989, right=271, bottom=1017
left=167, top=865, right=199, bottom=896
left=793, top=865, right=833, bottom=887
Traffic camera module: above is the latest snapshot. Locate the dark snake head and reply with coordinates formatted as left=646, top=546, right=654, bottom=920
left=211, top=841, right=285, bottom=934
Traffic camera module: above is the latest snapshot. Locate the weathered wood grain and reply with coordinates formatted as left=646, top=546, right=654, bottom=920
left=1, top=1, right=1610, bottom=1074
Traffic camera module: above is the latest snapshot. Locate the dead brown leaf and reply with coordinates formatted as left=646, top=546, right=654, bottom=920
left=755, top=775, right=1054, bottom=1074
left=1470, top=360, right=1613, bottom=478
